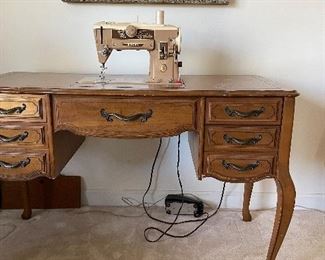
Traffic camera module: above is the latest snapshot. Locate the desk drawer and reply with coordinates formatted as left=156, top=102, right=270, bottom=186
left=204, top=153, right=274, bottom=182
left=0, top=151, right=48, bottom=181
left=0, top=125, right=46, bottom=148
left=0, top=94, right=45, bottom=122
left=205, top=126, right=278, bottom=151
left=206, top=98, right=282, bottom=125
left=53, top=96, right=198, bottom=138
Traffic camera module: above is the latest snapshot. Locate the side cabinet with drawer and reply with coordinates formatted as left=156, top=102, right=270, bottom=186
left=203, top=97, right=282, bottom=182
left=0, top=94, right=52, bottom=181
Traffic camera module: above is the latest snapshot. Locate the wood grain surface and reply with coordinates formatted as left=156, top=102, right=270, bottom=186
left=204, top=153, right=275, bottom=182
left=0, top=94, right=46, bottom=122
left=206, top=97, right=283, bottom=125
left=0, top=151, right=48, bottom=181
left=0, top=73, right=298, bottom=97
left=53, top=96, right=198, bottom=138
left=0, top=125, right=46, bottom=147
left=205, top=126, right=279, bottom=151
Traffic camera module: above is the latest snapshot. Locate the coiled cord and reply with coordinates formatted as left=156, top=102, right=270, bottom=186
left=142, top=135, right=226, bottom=242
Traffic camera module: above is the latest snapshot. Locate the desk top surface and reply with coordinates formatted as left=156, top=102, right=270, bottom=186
left=0, top=72, right=299, bottom=97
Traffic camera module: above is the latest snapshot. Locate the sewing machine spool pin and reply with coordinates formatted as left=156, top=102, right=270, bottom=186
left=156, top=10, right=164, bottom=25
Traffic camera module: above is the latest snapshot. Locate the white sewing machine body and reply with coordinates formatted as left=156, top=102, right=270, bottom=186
left=93, top=13, right=182, bottom=84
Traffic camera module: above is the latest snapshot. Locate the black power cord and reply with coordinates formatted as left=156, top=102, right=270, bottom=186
left=142, top=135, right=226, bottom=242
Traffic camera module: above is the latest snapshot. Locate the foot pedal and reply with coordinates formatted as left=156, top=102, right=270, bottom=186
left=165, top=194, right=204, bottom=218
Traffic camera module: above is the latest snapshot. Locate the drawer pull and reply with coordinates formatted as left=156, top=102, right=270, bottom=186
left=0, top=131, right=29, bottom=143
left=0, top=104, right=26, bottom=115
left=222, top=160, right=260, bottom=172
left=0, top=158, right=31, bottom=169
left=224, top=106, right=265, bottom=118
left=223, top=134, right=262, bottom=145
left=100, top=109, right=153, bottom=122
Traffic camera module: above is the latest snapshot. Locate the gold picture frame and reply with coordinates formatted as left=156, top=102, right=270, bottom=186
left=62, top=0, right=229, bottom=5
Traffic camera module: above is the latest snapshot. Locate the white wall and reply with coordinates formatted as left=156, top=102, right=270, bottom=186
left=0, top=0, right=324, bottom=210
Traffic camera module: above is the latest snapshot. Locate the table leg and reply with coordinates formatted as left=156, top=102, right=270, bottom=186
left=242, top=182, right=254, bottom=222
left=21, top=181, right=32, bottom=220
left=266, top=174, right=295, bottom=260
left=0, top=181, right=2, bottom=209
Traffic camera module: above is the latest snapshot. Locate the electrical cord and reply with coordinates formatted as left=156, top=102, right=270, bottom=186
left=121, top=196, right=166, bottom=208
left=142, top=135, right=226, bottom=242
left=0, top=223, right=17, bottom=242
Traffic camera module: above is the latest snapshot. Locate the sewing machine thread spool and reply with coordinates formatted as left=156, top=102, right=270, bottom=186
left=156, top=10, right=164, bottom=25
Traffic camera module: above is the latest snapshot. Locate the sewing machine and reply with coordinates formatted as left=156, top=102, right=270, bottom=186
left=93, top=11, right=182, bottom=84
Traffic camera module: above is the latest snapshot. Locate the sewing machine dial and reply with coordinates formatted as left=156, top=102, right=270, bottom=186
left=125, top=25, right=137, bottom=38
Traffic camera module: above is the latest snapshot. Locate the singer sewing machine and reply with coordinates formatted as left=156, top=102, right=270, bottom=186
left=93, top=11, right=182, bottom=85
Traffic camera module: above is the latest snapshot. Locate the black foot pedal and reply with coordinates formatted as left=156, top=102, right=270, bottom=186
left=165, top=194, right=204, bottom=218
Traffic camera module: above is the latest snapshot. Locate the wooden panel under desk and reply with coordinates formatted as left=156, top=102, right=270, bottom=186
left=53, top=96, right=199, bottom=138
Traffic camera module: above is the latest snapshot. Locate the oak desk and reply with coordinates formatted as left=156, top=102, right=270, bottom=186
left=0, top=72, right=298, bottom=260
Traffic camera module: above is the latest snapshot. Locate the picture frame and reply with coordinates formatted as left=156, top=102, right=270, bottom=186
left=61, top=0, right=229, bottom=5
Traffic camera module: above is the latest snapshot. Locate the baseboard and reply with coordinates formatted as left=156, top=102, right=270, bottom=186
left=83, top=189, right=325, bottom=211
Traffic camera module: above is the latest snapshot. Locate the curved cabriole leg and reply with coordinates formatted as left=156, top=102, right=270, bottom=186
left=21, top=181, right=32, bottom=219
left=266, top=97, right=297, bottom=259
left=242, top=182, right=254, bottom=222
left=266, top=175, right=295, bottom=260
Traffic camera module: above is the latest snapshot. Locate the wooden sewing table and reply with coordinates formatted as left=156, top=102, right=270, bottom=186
left=0, top=72, right=298, bottom=260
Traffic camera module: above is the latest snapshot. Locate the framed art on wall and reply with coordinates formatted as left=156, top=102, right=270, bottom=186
left=62, top=0, right=229, bottom=5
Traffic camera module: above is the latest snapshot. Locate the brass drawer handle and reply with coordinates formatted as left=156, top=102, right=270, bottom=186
left=224, top=106, right=265, bottom=118
left=0, top=131, right=29, bottom=143
left=222, top=160, right=260, bottom=172
left=0, top=104, right=26, bottom=115
left=100, top=109, right=153, bottom=122
left=223, top=134, right=262, bottom=145
left=0, top=158, right=31, bottom=169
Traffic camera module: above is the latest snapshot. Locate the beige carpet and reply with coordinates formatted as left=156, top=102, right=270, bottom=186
left=0, top=207, right=324, bottom=260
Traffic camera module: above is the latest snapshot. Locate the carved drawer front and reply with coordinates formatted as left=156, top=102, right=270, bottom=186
left=0, top=94, right=45, bottom=122
left=206, top=98, right=282, bottom=125
left=0, top=152, right=48, bottom=181
left=204, top=154, right=274, bottom=182
left=0, top=125, right=46, bottom=147
left=205, top=126, right=279, bottom=151
left=53, top=96, right=198, bottom=138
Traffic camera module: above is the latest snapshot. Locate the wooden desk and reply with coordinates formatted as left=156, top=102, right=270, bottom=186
left=0, top=72, right=298, bottom=260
